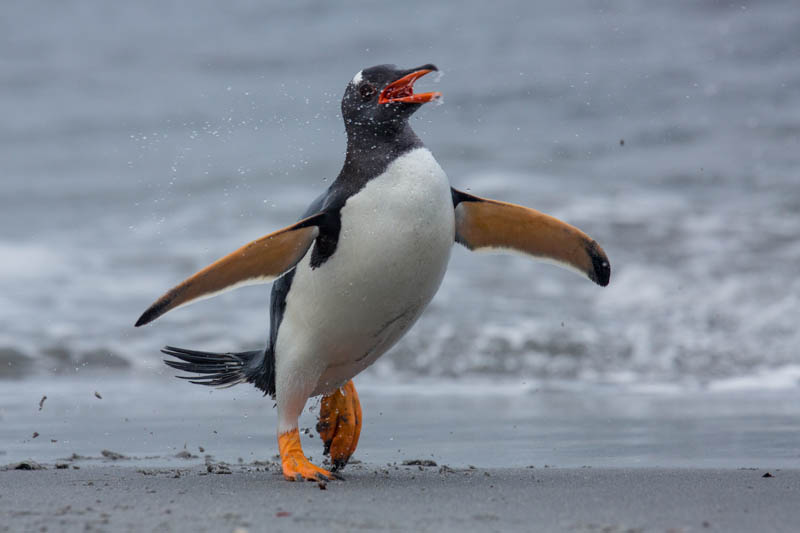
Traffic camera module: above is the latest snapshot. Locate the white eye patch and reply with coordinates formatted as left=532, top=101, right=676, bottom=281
left=351, top=70, right=363, bottom=85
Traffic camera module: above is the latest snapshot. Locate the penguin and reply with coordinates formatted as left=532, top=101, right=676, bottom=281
left=135, top=64, right=610, bottom=482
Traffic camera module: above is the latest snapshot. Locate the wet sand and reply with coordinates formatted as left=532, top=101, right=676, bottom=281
left=3, top=376, right=800, bottom=469
left=2, top=463, right=799, bottom=532
left=2, top=376, right=800, bottom=531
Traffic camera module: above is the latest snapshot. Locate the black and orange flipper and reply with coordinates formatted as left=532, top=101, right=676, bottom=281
left=452, top=188, right=610, bottom=286
left=135, top=213, right=326, bottom=327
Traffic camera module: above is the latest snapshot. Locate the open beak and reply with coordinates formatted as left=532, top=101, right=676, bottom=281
left=379, top=66, right=441, bottom=105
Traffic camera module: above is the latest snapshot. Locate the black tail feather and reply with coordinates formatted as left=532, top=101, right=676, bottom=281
left=161, top=345, right=273, bottom=394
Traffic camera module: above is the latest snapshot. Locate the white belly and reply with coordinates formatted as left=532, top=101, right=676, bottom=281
left=274, top=148, right=454, bottom=395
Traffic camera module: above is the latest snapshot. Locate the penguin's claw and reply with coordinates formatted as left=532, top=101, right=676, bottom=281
left=279, top=428, right=334, bottom=482
left=317, top=380, right=362, bottom=471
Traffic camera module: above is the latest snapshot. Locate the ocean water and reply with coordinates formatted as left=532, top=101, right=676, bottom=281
left=1, top=0, right=799, bottom=390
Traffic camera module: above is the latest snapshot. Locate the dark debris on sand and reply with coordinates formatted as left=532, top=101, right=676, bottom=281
left=402, top=459, right=437, bottom=467
left=205, top=463, right=233, bottom=475
left=203, top=454, right=233, bottom=474
left=59, top=453, right=90, bottom=462
left=101, top=450, right=128, bottom=461
left=174, top=450, right=198, bottom=460
left=2, top=460, right=45, bottom=471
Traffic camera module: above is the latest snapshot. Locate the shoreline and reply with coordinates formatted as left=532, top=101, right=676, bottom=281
left=3, top=377, right=800, bottom=530
left=3, top=377, right=800, bottom=469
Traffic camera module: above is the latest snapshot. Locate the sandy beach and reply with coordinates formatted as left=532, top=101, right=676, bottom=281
left=2, top=376, right=800, bottom=531
left=2, top=463, right=798, bottom=532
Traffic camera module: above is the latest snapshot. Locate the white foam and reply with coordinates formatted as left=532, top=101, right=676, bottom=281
left=707, top=365, right=800, bottom=392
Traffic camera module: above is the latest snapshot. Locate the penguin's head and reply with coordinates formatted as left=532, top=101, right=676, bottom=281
left=342, top=64, right=441, bottom=134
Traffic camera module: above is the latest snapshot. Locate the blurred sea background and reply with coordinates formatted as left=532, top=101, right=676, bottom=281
left=1, top=0, right=799, bottom=394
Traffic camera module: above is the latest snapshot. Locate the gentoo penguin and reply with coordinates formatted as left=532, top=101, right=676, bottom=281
left=135, top=64, right=610, bottom=482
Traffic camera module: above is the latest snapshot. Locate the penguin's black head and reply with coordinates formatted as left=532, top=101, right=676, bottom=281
left=341, top=64, right=440, bottom=135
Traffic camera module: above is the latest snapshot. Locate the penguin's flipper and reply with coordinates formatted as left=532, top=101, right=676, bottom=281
left=135, top=212, right=326, bottom=327
left=452, top=188, right=610, bottom=286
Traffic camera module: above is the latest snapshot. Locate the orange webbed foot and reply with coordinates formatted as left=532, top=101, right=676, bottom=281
left=317, top=379, right=362, bottom=471
left=279, top=428, right=339, bottom=481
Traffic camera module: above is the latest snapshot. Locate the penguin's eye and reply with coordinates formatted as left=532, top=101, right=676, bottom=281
left=359, top=83, right=377, bottom=99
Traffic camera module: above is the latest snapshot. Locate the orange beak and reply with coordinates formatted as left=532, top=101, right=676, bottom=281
left=378, top=69, right=441, bottom=105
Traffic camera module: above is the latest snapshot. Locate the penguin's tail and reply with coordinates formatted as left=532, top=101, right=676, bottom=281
left=162, top=346, right=275, bottom=395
